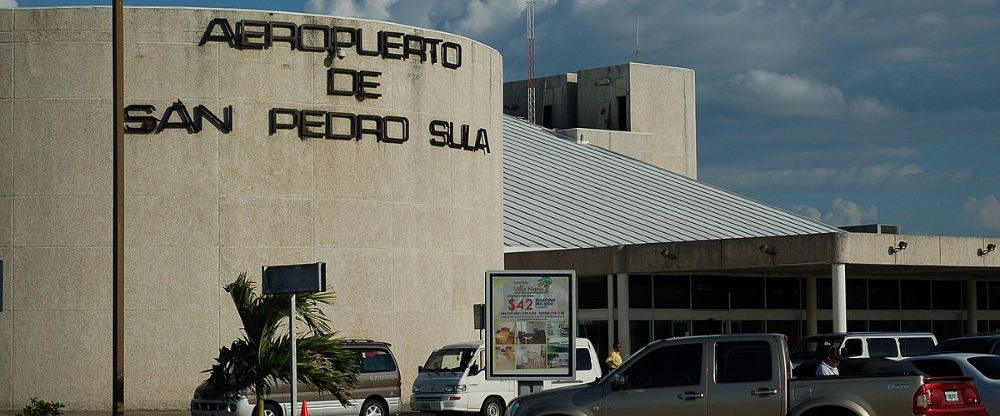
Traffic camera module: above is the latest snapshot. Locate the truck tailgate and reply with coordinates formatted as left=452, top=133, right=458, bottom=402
left=788, top=374, right=922, bottom=416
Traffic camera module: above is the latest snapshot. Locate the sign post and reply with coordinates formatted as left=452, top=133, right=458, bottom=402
left=263, top=262, right=327, bottom=416
left=485, top=270, right=577, bottom=389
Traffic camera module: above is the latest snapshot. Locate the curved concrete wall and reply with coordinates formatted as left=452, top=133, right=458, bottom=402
left=0, top=7, right=503, bottom=410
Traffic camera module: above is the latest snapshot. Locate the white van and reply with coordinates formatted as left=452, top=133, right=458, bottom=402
left=791, top=332, right=938, bottom=368
left=410, top=338, right=602, bottom=416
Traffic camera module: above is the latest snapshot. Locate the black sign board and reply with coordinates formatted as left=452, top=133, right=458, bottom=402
left=474, top=303, right=485, bottom=330
left=262, top=262, right=327, bottom=294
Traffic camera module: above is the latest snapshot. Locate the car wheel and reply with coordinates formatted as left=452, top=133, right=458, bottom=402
left=360, top=398, right=387, bottom=416
left=253, top=402, right=282, bottom=416
left=480, top=397, right=504, bottom=416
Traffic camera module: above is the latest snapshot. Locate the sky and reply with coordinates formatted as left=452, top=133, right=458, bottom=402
left=11, top=0, right=1000, bottom=237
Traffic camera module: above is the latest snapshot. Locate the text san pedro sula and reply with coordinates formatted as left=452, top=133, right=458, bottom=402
left=124, top=18, right=490, bottom=153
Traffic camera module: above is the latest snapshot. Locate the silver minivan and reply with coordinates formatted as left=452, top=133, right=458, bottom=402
left=791, top=332, right=937, bottom=368
left=191, top=340, right=402, bottom=416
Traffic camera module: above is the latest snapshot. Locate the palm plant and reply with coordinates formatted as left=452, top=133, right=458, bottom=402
left=205, top=272, right=358, bottom=416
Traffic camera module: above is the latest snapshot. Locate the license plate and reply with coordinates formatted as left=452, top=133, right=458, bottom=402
left=945, top=390, right=960, bottom=402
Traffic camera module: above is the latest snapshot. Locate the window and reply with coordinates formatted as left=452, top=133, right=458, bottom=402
left=866, top=338, right=899, bottom=358
left=968, top=356, right=1000, bottom=380
left=654, top=276, right=690, bottom=309
left=576, top=347, right=592, bottom=371
left=931, top=281, right=962, bottom=310
left=868, top=279, right=900, bottom=310
left=899, top=338, right=936, bottom=356
left=767, top=277, right=801, bottom=309
left=847, top=279, right=867, bottom=310
left=911, top=359, right=964, bottom=377
left=901, top=280, right=931, bottom=309
left=629, top=275, right=653, bottom=308
left=842, top=339, right=863, bottom=358
left=869, top=320, right=900, bottom=332
left=421, top=348, right=472, bottom=372
left=731, top=277, right=765, bottom=309
left=692, top=276, right=729, bottom=309
left=630, top=320, right=652, bottom=351
left=625, top=343, right=702, bottom=389
left=579, top=275, right=608, bottom=309
left=716, top=341, right=772, bottom=383
left=358, top=349, right=397, bottom=373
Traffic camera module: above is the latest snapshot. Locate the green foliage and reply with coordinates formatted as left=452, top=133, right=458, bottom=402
left=205, top=272, right=358, bottom=407
left=15, top=398, right=64, bottom=416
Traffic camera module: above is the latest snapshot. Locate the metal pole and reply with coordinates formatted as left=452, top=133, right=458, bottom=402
left=112, top=1, right=125, bottom=415
left=290, top=294, right=297, bottom=416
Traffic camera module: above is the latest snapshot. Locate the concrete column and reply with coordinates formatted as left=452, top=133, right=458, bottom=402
left=616, top=273, right=631, bottom=357
left=832, top=264, right=847, bottom=332
left=967, top=279, right=978, bottom=335
left=806, top=276, right=818, bottom=336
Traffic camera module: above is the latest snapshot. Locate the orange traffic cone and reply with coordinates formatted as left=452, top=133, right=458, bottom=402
left=300, top=401, right=308, bottom=416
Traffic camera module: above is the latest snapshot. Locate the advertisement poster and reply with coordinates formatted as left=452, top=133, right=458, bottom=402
left=485, top=270, right=576, bottom=380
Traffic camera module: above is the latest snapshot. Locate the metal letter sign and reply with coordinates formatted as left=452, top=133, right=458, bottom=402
left=262, top=262, right=326, bottom=294
left=485, top=270, right=577, bottom=381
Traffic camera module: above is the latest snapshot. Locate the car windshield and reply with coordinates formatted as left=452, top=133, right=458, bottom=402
left=968, top=356, right=1000, bottom=380
left=791, top=336, right=844, bottom=361
left=422, top=348, right=475, bottom=372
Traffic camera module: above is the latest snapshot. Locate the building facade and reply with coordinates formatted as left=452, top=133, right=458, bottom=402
left=0, top=7, right=503, bottom=410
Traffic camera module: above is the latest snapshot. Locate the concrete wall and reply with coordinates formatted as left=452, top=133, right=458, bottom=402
left=502, top=73, right=577, bottom=129
left=576, top=63, right=697, bottom=178
left=0, top=7, right=503, bottom=410
left=557, top=128, right=654, bottom=163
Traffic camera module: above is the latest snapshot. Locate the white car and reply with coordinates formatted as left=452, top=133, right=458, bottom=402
left=905, top=353, right=1000, bottom=415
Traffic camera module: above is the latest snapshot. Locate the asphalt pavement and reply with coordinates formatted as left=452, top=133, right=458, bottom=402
left=0, top=411, right=433, bottom=416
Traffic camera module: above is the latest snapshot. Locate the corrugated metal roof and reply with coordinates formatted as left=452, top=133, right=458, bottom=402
left=502, top=115, right=842, bottom=249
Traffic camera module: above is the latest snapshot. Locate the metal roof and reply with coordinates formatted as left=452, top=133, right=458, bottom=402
left=502, top=115, right=842, bottom=250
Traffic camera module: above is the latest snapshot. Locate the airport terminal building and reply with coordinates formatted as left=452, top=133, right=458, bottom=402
left=0, top=6, right=999, bottom=412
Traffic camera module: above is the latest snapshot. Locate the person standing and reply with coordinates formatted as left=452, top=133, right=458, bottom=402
left=816, top=346, right=840, bottom=376
left=605, top=342, right=623, bottom=370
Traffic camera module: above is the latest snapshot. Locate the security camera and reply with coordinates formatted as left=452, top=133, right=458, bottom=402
left=979, top=243, right=997, bottom=257
left=889, top=241, right=908, bottom=255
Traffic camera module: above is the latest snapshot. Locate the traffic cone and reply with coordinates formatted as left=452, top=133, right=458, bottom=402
left=300, top=401, right=308, bottom=416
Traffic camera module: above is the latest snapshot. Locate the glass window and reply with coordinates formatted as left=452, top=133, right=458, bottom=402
left=869, top=320, right=900, bottom=332
left=767, top=321, right=802, bottom=350
left=692, top=276, right=729, bottom=309
left=868, top=279, right=900, bottom=310
left=847, top=279, right=867, bottom=310
left=968, top=356, right=1000, bottom=380
left=791, top=336, right=844, bottom=362
left=731, top=277, right=765, bottom=309
left=900, top=338, right=936, bottom=356
left=692, top=320, right=723, bottom=336
left=625, top=343, right=702, bottom=388
left=817, top=278, right=832, bottom=309
left=901, top=280, right=932, bottom=309
left=732, top=320, right=765, bottom=334
left=766, top=277, right=801, bottom=309
left=576, top=347, right=592, bottom=371
left=990, top=282, right=1000, bottom=310
left=629, top=275, right=653, bottom=308
left=359, top=349, right=397, bottom=373
left=978, top=281, right=989, bottom=310
left=579, top=321, right=609, bottom=364
left=842, top=339, right=864, bottom=358
left=630, top=320, right=652, bottom=351
left=911, top=359, right=964, bottom=377
left=847, top=320, right=868, bottom=332
left=932, top=281, right=962, bottom=310
left=578, top=275, right=608, bottom=309
left=716, top=341, right=772, bottom=383
left=654, top=276, right=690, bottom=309
left=933, top=320, right=966, bottom=341
left=866, top=338, right=899, bottom=358
left=902, top=320, right=931, bottom=332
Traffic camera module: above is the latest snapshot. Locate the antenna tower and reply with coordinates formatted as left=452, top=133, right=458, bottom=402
left=526, top=0, right=536, bottom=124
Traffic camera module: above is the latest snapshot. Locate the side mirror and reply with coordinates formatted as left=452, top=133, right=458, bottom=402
left=417, top=365, right=423, bottom=373
left=611, top=374, right=627, bottom=391
left=469, top=364, right=480, bottom=375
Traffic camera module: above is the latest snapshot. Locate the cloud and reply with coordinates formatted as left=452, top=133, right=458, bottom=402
left=793, top=198, right=879, bottom=227
left=304, top=0, right=539, bottom=45
left=704, top=69, right=895, bottom=121
left=0, top=0, right=16, bottom=7
left=963, top=195, right=1000, bottom=232
left=703, top=162, right=939, bottom=190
